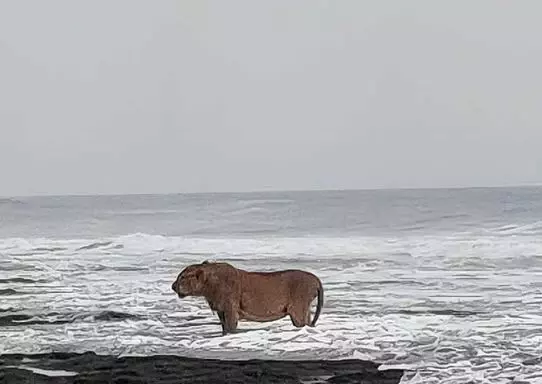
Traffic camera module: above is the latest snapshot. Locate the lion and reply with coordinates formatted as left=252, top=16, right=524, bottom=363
left=171, top=261, right=324, bottom=335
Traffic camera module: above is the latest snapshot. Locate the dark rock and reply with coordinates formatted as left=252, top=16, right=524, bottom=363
left=0, top=352, right=403, bottom=384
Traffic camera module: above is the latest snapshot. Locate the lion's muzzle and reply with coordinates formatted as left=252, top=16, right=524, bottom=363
left=172, top=281, right=188, bottom=298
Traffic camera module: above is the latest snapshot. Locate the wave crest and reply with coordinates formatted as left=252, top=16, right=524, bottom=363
left=2, top=231, right=542, bottom=264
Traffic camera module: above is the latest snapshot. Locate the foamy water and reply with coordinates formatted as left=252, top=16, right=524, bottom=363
left=1, top=232, right=542, bottom=384
left=1, top=189, right=542, bottom=383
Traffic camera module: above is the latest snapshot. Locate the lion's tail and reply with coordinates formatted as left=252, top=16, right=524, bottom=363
left=310, top=281, right=324, bottom=327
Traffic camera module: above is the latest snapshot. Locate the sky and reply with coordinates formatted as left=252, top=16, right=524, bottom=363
left=1, top=0, right=541, bottom=196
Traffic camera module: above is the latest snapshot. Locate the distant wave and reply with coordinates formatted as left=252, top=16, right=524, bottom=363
left=106, top=209, right=183, bottom=216
left=395, top=309, right=481, bottom=317
left=233, top=198, right=294, bottom=207
left=0, top=278, right=44, bottom=284
left=0, top=264, right=38, bottom=272
left=0, top=198, right=23, bottom=205
left=2, top=230, right=542, bottom=263
left=491, top=221, right=542, bottom=235
left=6, top=247, right=68, bottom=256
left=222, top=198, right=293, bottom=216
left=438, top=213, right=470, bottom=220
left=227, top=206, right=269, bottom=216
left=76, top=241, right=113, bottom=251
left=69, top=264, right=148, bottom=272
left=0, top=289, right=18, bottom=296
left=399, top=213, right=472, bottom=231
left=0, top=310, right=143, bottom=327
left=34, top=247, right=68, bottom=252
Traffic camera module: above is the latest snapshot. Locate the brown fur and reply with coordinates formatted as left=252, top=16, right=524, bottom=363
left=171, top=261, right=324, bottom=335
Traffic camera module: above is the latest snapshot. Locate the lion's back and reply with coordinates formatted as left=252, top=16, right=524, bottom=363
left=238, top=269, right=318, bottom=313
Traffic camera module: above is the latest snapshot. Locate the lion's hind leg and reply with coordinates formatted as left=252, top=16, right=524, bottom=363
left=304, top=306, right=312, bottom=327
left=289, top=303, right=310, bottom=328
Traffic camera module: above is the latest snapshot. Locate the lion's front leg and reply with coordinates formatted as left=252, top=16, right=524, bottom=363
left=221, top=308, right=239, bottom=336
left=217, top=311, right=226, bottom=334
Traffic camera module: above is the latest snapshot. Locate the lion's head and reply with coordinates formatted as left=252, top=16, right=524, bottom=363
left=171, top=261, right=209, bottom=298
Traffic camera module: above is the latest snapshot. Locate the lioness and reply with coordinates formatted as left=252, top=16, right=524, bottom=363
left=171, top=261, right=324, bottom=335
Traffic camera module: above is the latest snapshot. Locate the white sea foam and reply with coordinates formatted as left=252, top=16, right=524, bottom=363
left=1, top=232, right=542, bottom=383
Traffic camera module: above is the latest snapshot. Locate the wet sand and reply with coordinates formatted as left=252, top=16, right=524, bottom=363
left=0, top=351, right=404, bottom=384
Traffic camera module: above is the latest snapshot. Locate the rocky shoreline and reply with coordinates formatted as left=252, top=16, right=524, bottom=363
left=0, top=351, right=404, bottom=384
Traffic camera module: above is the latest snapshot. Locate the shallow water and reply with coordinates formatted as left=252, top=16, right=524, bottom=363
left=1, top=188, right=542, bottom=383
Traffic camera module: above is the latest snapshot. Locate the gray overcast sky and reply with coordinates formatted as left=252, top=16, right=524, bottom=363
left=1, top=0, right=541, bottom=196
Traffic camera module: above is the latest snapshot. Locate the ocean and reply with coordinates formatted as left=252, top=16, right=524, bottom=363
left=1, top=187, right=541, bottom=383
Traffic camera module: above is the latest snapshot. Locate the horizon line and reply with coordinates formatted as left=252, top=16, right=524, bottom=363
left=3, top=182, right=542, bottom=199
